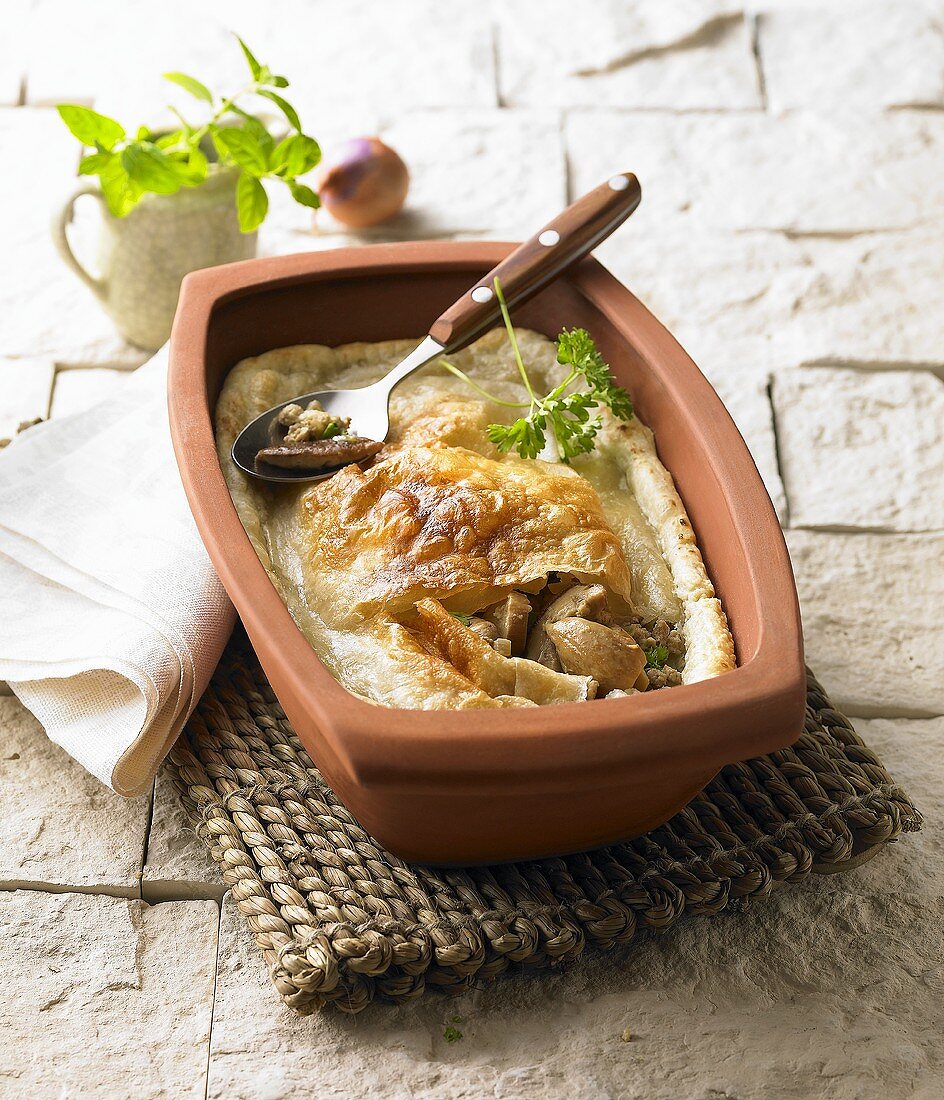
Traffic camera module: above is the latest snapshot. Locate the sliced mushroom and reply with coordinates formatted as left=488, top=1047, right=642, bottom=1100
left=412, top=598, right=595, bottom=704
left=467, top=617, right=500, bottom=643
left=255, top=436, right=383, bottom=471
left=525, top=584, right=611, bottom=670
left=545, top=617, right=648, bottom=695
left=482, top=591, right=532, bottom=656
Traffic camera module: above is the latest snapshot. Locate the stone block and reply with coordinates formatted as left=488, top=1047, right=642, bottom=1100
left=786, top=530, right=944, bottom=716
left=1, top=892, right=218, bottom=1097
left=774, top=367, right=944, bottom=532
left=0, top=697, right=151, bottom=895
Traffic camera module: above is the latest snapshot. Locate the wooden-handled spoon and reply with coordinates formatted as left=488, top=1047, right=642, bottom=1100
left=233, top=172, right=641, bottom=483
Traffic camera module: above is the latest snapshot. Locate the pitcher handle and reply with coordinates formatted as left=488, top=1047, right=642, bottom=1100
left=52, top=181, right=108, bottom=299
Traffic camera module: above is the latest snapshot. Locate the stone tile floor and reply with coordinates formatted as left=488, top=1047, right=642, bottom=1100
left=1, top=2, right=942, bottom=1096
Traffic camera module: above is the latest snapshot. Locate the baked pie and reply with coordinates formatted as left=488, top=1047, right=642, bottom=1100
left=215, top=328, right=735, bottom=708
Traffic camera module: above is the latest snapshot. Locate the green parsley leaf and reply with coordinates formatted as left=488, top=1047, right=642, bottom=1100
left=235, top=171, right=268, bottom=232
left=474, top=281, right=634, bottom=463
left=57, top=105, right=125, bottom=150
left=449, top=611, right=473, bottom=626
left=488, top=416, right=546, bottom=460
left=645, top=644, right=669, bottom=670
left=443, top=1025, right=463, bottom=1043
left=163, top=71, right=214, bottom=104
left=545, top=391, right=602, bottom=462
left=557, top=327, right=634, bottom=421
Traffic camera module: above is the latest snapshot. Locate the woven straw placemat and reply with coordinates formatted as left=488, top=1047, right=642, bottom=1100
left=169, top=632, right=921, bottom=1015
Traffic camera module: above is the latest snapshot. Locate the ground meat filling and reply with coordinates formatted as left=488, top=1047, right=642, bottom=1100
left=625, top=618, right=685, bottom=689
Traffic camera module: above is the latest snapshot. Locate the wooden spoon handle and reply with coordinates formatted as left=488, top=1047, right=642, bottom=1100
left=429, top=173, right=641, bottom=353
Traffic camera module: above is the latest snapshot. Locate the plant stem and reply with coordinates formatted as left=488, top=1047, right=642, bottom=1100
left=167, top=106, right=194, bottom=134
left=493, top=277, right=537, bottom=407
left=190, top=81, right=256, bottom=146
left=547, top=369, right=580, bottom=401
left=438, top=360, right=529, bottom=408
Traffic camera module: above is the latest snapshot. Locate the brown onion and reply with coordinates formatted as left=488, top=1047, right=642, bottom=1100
left=315, top=137, right=409, bottom=228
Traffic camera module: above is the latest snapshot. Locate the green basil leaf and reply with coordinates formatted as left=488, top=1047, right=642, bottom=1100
left=288, top=180, right=320, bottom=209
left=121, top=142, right=184, bottom=194
left=57, top=105, right=125, bottom=150
left=235, top=35, right=263, bottom=80
left=212, top=126, right=268, bottom=175
left=236, top=172, right=268, bottom=232
left=224, top=106, right=271, bottom=144
left=163, top=71, right=214, bottom=104
left=78, top=151, right=115, bottom=176
left=154, top=129, right=185, bottom=150
left=175, top=145, right=208, bottom=185
left=257, top=89, right=301, bottom=133
left=270, top=75, right=290, bottom=88
left=272, top=133, right=321, bottom=178
left=98, top=157, right=143, bottom=217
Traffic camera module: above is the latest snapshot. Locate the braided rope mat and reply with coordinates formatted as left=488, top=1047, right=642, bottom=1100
left=169, top=632, right=921, bottom=1015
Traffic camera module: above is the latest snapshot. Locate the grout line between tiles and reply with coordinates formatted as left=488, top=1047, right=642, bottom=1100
left=794, top=523, right=944, bottom=536
left=490, top=21, right=505, bottom=109
left=0, top=880, right=139, bottom=899
left=748, top=13, right=768, bottom=111
left=766, top=375, right=791, bottom=527
left=203, top=903, right=222, bottom=1100
left=560, top=111, right=574, bottom=204
left=137, top=777, right=156, bottom=900
left=841, top=705, right=944, bottom=721
left=798, top=358, right=944, bottom=380
left=141, top=880, right=228, bottom=904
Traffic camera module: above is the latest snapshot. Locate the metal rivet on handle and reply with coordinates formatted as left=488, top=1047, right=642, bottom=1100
left=471, top=286, right=494, bottom=303
left=538, top=229, right=560, bottom=246
left=608, top=174, right=630, bottom=191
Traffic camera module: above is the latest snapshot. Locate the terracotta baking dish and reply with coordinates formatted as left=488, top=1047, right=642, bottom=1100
left=168, top=242, right=805, bottom=865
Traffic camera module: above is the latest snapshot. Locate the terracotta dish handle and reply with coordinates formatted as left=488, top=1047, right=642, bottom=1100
left=429, top=173, right=641, bottom=352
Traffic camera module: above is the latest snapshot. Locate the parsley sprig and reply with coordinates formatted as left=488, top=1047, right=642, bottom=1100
left=439, top=278, right=633, bottom=463
left=57, top=35, right=320, bottom=232
left=645, top=644, right=670, bottom=670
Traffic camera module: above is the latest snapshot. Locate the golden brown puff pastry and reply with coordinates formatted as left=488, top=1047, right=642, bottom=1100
left=214, top=329, right=736, bottom=708
left=298, top=443, right=635, bottom=623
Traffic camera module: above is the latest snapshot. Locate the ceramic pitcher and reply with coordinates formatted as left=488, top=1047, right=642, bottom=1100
left=52, top=168, right=257, bottom=351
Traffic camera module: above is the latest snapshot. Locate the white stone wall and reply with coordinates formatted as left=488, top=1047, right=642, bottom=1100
left=1, top=1, right=942, bottom=1094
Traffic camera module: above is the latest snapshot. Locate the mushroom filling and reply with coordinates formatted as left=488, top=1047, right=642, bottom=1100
left=410, top=574, right=685, bottom=702
left=255, top=399, right=381, bottom=471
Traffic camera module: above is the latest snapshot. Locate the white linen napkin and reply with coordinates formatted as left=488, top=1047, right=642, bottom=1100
left=0, top=348, right=235, bottom=796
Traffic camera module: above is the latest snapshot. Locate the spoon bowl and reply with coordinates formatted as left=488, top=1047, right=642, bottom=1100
left=232, top=381, right=391, bottom=484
